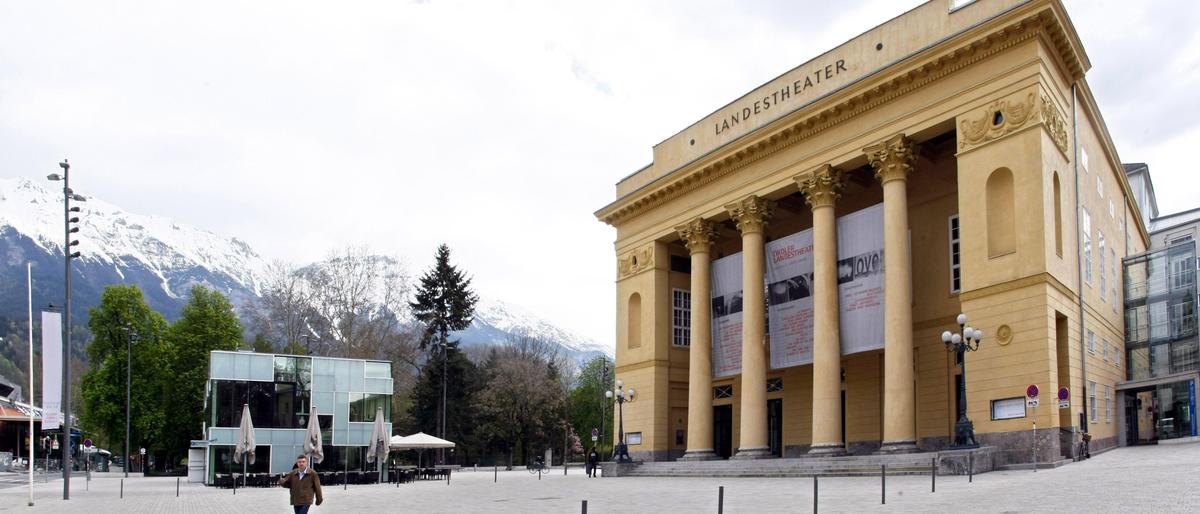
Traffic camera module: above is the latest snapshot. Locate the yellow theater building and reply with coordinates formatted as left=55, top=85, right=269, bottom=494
left=595, top=0, right=1145, bottom=466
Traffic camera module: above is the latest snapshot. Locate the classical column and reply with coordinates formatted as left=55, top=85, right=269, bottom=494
left=725, top=194, right=774, bottom=459
left=798, top=164, right=846, bottom=456
left=866, top=133, right=919, bottom=453
left=676, top=218, right=720, bottom=461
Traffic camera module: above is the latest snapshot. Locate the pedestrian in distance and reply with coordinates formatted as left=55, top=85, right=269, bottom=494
left=587, top=447, right=600, bottom=478
left=278, top=454, right=324, bottom=514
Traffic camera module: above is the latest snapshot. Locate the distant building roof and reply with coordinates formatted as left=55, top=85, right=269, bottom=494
left=1123, top=163, right=1160, bottom=220
left=1150, top=206, right=1200, bottom=234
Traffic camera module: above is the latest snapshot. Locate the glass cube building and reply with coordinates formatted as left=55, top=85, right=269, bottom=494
left=202, top=350, right=392, bottom=483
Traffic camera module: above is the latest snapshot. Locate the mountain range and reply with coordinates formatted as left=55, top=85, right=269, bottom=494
left=0, top=177, right=611, bottom=363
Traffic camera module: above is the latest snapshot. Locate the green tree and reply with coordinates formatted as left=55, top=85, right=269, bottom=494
left=409, top=244, right=478, bottom=459
left=162, top=286, right=242, bottom=468
left=407, top=344, right=482, bottom=464
left=568, top=356, right=615, bottom=456
left=250, top=333, right=274, bottom=353
left=80, top=285, right=170, bottom=463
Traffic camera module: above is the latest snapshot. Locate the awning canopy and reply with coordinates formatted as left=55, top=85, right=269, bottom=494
left=389, top=432, right=455, bottom=449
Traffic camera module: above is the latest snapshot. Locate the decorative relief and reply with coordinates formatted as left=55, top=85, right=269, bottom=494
left=996, top=324, right=1014, bottom=346
left=725, top=195, right=774, bottom=235
left=797, top=164, right=845, bottom=210
left=675, top=218, right=719, bottom=255
left=865, top=134, right=917, bottom=184
left=958, top=92, right=1068, bottom=155
left=618, top=245, right=655, bottom=279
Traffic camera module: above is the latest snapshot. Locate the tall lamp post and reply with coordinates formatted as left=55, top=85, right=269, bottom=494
left=604, top=379, right=635, bottom=463
left=121, top=325, right=138, bottom=478
left=599, top=361, right=608, bottom=456
left=47, top=159, right=84, bottom=500
left=942, top=313, right=983, bottom=449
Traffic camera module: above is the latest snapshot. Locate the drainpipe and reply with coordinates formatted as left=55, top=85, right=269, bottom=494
left=1072, top=83, right=1090, bottom=438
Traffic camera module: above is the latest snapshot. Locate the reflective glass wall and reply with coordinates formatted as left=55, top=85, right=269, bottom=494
left=1125, top=241, right=1198, bottom=380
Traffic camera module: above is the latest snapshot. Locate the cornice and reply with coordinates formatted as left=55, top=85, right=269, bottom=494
left=597, top=6, right=1078, bottom=227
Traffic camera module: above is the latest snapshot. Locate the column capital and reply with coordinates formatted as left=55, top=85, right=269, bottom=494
left=724, top=195, right=774, bottom=235
left=865, top=133, right=917, bottom=185
left=675, top=217, right=720, bottom=255
left=796, top=164, right=845, bottom=210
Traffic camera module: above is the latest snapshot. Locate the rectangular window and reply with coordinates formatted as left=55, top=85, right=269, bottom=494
left=1081, top=146, right=1090, bottom=173
left=349, top=393, right=391, bottom=423
left=1104, top=385, right=1112, bottom=423
left=1111, top=248, right=1119, bottom=312
left=767, top=377, right=784, bottom=392
left=713, top=385, right=733, bottom=399
left=1089, top=381, right=1098, bottom=422
left=1102, top=338, right=1109, bottom=361
left=672, top=288, right=691, bottom=347
left=1109, top=199, right=1115, bottom=219
left=1087, top=329, right=1095, bottom=353
left=1099, top=232, right=1107, bottom=302
left=949, top=215, right=961, bottom=293
left=1115, top=344, right=1121, bottom=368
left=1083, top=210, right=1093, bottom=285
left=1096, top=175, right=1104, bottom=198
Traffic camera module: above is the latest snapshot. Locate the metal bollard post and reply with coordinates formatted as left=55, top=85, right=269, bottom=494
left=813, top=475, right=819, bottom=514
left=495, top=465, right=498, bottom=483
left=120, top=478, right=124, bottom=499
left=233, top=475, right=237, bottom=495
left=177, top=477, right=181, bottom=497
left=344, top=471, right=347, bottom=491
left=931, top=457, right=937, bottom=493
left=718, top=485, right=724, bottom=514
left=582, top=500, right=588, bottom=513
left=968, top=452, right=974, bottom=483
left=881, top=464, right=886, bottom=505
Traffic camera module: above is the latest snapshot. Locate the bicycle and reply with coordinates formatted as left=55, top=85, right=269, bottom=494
left=528, top=457, right=550, bottom=480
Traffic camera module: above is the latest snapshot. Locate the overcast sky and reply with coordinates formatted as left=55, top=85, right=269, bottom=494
left=2, top=0, right=1196, bottom=348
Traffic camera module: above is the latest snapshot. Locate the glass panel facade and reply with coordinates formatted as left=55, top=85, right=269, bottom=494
left=1124, top=241, right=1198, bottom=379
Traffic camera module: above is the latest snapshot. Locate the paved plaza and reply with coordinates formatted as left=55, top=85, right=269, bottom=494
left=0, top=442, right=1195, bottom=513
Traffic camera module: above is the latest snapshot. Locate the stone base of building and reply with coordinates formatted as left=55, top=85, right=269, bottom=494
left=628, top=449, right=673, bottom=462
left=936, top=445, right=997, bottom=475
left=678, top=449, right=721, bottom=461
left=878, top=440, right=919, bottom=454
left=730, top=447, right=774, bottom=460
left=805, top=443, right=847, bottom=457
left=847, top=441, right=881, bottom=455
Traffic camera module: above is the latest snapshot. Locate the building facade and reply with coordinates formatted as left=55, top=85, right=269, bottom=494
left=202, top=351, right=392, bottom=483
left=595, top=0, right=1148, bottom=466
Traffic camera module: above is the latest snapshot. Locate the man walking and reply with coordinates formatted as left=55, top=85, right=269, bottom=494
left=278, top=455, right=324, bottom=514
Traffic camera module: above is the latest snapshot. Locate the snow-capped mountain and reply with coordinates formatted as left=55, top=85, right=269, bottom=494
left=0, top=177, right=612, bottom=360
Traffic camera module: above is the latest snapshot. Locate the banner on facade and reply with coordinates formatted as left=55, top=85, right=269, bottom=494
left=41, top=311, right=62, bottom=431
left=765, top=229, right=815, bottom=369
left=836, top=203, right=886, bottom=356
left=710, top=252, right=744, bottom=378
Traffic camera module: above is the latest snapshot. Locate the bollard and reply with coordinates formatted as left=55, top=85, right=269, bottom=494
left=177, top=477, right=181, bottom=497
left=495, top=465, right=498, bottom=483
left=931, top=457, right=937, bottom=493
left=968, top=452, right=974, bottom=483
left=582, top=499, right=588, bottom=514
left=344, top=471, right=347, bottom=491
left=813, top=475, right=818, bottom=514
left=718, top=485, right=724, bottom=514
left=233, top=475, right=237, bottom=495
left=448, top=470, right=451, bottom=485
left=881, top=464, right=886, bottom=505
left=120, top=478, right=124, bottom=499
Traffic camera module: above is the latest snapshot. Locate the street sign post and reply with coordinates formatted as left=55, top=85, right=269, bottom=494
left=1028, top=384, right=1038, bottom=473
left=1057, top=387, right=1070, bottom=409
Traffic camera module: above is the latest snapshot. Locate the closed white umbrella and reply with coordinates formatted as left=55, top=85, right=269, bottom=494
left=233, top=404, right=255, bottom=487
left=303, top=406, right=324, bottom=465
left=366, top=407, right=388, bottom=483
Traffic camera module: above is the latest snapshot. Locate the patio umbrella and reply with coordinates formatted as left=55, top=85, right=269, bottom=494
left=303, top=406, right=324, bottom=466
left=389, top=432, right=455, bottom=471
left=366, top=406, right=388, bottom=483
left=233, top=404, right=255, bottom=487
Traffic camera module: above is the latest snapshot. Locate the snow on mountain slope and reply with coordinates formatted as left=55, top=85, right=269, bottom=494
left=470, top=297, right=611, bottom=356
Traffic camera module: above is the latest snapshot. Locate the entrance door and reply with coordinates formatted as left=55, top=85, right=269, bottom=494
left=1135, top=390, right=1157, bottom=444
left=767, top=399, right=783, bottom=457
left=713, top=405, right=733, bottom=459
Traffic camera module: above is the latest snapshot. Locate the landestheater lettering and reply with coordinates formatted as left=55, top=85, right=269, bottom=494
left=715, top=59, right=847, bottom=136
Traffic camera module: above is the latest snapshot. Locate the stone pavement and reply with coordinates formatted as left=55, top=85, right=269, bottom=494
left=0, top=442, right=1195, bottom=513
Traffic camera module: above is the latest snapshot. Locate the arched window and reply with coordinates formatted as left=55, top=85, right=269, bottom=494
left=1053, top=172, right=1063, bottom=258
left=986, top=167, right=1016, bottom=257
left=627, top=293, right=642, bottom=349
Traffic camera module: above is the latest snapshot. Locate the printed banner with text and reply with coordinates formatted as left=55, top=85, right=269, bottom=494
left=835, top=203, right=886, bottom=356
left=710, top=252, right=744, bottom=378
left=765, top=229, right=815, bottom=369
left=41, top=311, right=62, bottom=431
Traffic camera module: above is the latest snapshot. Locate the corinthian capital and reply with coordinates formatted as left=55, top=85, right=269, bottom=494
left=797, top=164, right=845, bottom=210
left=675, top=217, right=720, bottom=255
left=724, top=195, right=774, bottom=235
left=865, top=133, right=917, bottom=185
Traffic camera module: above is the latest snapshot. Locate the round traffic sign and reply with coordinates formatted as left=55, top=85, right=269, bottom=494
left=84, top=438, right=93, bottom=448
left=1026, top=384, right=1039, bottom=398
left=591, top=428, right=599, bottom=438
left=1057, top=387, right=1069, bottom=401
left=139, top=447, right=146, bottom=455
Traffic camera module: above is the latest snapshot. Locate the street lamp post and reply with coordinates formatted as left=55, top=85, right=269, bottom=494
left=604, top=379, right=636, bottom=463
left=47, top=159, right=84, bottom=500
left=599, top=361, right=607, bottom=457
left=121, top=325, right=138, bottom=478
left=942, top=313, right=983, bottom=449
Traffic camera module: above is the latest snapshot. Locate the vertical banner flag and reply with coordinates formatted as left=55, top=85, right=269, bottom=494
left=836, top=203, right=886, bottom=355
left=710, top=252, right=743, bottom=378
left=41, top=311, right=63, bottom=431
left=765, top=229, right=815, bottom=369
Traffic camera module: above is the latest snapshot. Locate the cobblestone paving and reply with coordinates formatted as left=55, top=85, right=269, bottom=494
left=0, top=442, right=1195, bottom=513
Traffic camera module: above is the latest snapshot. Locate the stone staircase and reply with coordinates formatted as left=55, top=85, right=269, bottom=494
left=613, top=452, right=961, bottom=478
